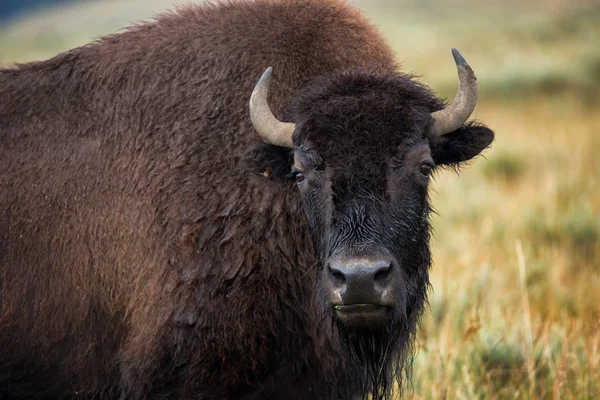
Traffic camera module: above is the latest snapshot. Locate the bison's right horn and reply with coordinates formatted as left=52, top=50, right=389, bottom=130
left=430, top=48, right=478, bottom=136
left=249, top=67, right=296, bottom=148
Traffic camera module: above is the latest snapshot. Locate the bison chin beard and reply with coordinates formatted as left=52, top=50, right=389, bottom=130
left=335, top=308, right=416, bottom=400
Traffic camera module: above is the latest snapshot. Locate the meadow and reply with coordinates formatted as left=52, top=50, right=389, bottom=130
left=1, top=0, right=598, bottom=398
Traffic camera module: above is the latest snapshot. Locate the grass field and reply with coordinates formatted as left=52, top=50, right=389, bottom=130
left=1, top=0, right=599, bottom=398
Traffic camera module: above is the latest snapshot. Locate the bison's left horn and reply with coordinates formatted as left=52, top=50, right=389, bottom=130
left=249, top=67, right=296, bottom=148
left=430, top=48, right=478, bottom=136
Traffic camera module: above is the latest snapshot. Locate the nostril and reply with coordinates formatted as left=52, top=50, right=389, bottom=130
left=374, top=263, right=391, bottom=281
left=328, top=264, right=346, bottom=284
left=331, top=270, right=346, bottom=284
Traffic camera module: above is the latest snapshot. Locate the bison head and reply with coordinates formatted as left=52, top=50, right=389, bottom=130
left=240, top=49, right=493, bottom=397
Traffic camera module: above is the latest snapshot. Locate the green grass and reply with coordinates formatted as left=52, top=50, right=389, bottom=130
left=525, top=204, right=600, bottom=269
left=2, top=0, right=599, bottom=398
left=482, top=151, right=527, bottom=183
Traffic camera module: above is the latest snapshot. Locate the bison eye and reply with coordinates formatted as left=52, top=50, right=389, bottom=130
left=295, top=172, right=306, bottom=184
left=419, top=163, right=433, bottom=177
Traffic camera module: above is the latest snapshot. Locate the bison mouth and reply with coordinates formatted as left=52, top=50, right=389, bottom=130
left=333, top=303, right=390, bottom=329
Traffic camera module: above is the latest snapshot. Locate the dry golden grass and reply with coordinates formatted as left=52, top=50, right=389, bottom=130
left=415, top=99, right=600, bottom=399
left=1, top=0, right=598, bottom=398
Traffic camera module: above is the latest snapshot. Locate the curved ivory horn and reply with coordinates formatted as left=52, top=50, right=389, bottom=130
left=430, top=48, right=478, bottom=136
left=249, top=67, right=296, bottom=148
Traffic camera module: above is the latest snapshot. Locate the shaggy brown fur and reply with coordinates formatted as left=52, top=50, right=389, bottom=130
left=0, top=0, right=493, bottom=399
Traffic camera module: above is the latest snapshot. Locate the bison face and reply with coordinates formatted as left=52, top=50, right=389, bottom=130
left=292, top=138, right=434, bottom=332
left=240, top=52, right=493, bottom=393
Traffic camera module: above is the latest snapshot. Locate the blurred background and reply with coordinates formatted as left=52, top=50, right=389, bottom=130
left=1, top=0, right=598, bottom=398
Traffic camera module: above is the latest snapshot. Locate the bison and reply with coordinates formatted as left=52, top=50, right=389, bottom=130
left=0, top=0, right=494, bottom=399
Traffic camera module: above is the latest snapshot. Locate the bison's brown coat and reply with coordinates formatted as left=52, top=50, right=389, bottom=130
left=0, top=0, right=403, bottom=398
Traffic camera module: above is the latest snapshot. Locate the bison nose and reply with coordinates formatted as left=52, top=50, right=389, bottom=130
left=328, top=259, right=392, bottom=304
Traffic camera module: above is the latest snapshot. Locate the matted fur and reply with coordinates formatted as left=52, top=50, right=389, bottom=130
left=0, top=0, right=493, bottom=399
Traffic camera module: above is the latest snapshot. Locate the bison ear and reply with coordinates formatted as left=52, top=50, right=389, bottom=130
left=430, top=122, right=494, bottom=166
left=238, top=142, right=294, bottom=182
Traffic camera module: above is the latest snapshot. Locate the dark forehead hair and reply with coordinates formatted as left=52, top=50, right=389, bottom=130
left=288, top=70, right=444, bottom=168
